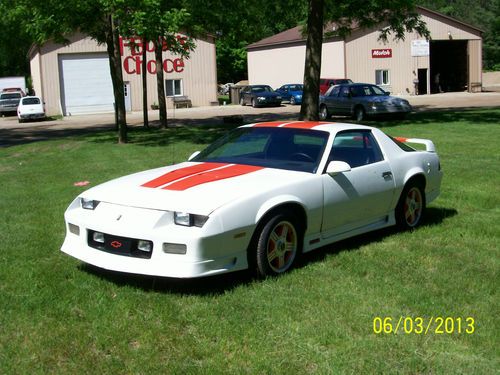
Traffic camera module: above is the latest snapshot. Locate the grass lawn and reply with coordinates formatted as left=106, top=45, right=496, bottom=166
left=0, top=109, right=498, bottom=374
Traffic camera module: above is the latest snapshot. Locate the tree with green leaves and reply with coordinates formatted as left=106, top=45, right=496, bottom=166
left=299, top=0, right=430, bottom=120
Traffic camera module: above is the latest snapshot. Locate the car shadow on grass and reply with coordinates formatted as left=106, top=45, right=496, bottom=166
left=298, top=206, right=458, bottom=268
left=79, top=206, right=457, bottom=295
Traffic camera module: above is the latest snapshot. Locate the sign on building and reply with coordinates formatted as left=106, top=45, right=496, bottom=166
left=411, top=40, right=430, bottom=56
left=372, top=49, right=392, bottom=58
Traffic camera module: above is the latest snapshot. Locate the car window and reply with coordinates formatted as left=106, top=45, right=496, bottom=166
left=289, top=85, right=303, bottom=91
left=328, top=131, right=384, bottom=168
left=1, top=93, right=21, bottom=99
left=340, top=87, right=350, bottom=97
left=371, top=85, right=386, bottom=96
left=193, top=127, right=329, bottom=173
left=329, top=86, right=340, bottom=97
left=22, top=97, right=41, bottom=105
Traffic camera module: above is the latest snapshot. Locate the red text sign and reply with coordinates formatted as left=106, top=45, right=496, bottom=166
left=372, top=49, right=392, bottom=58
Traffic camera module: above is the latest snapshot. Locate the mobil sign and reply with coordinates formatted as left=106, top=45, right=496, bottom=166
left=372, top=49, right=392, bottom=58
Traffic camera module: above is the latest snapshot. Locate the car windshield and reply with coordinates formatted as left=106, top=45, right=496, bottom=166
left=251, top=86, right=272, bottom=93
left=349, top=85, right=386, bottom=97
left=192, top=127, right=329, bottom=173
left=0, top=93, right=21, bottom=100
left=22, top=97, right=41, bottom=105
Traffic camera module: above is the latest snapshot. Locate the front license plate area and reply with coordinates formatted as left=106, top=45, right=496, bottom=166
left=87, top=230, right=152, bottom=259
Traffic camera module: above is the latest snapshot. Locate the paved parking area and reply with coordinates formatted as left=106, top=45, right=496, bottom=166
left=1, top=91, right=499, bottom=147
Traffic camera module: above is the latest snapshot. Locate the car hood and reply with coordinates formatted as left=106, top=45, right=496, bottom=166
left=80, top=162, right=311, bottom=215
left=365, top=96, right=409, bottom=104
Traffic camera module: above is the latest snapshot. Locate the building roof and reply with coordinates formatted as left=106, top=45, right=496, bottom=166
left=247, top=6, right=482, bottom=50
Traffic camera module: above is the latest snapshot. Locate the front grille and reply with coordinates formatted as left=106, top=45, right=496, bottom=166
left=87, top=230, right=153, bottom=259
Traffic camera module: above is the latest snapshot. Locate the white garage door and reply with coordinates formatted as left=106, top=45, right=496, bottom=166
left=60, top=53, right=114, bottom=115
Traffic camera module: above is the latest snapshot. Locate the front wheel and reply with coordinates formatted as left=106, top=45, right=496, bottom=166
left=240, top=97, right=245, bottom=106
left=353, top=106, right=365, bottom=122
left=255, top=212, right=302, bottom=277
left=290, top=96, right=296, bottom=105
left=252, top=98, right=257, bottom=108
left=396, top=182, right=426, bottom=229
left=319, top=105, right=329, bottom=120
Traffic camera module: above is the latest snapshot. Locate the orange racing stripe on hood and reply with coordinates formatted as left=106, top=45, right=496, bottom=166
left=141, top=162, right=227, bottom=188
left=281, top=121, right=329, bottom=129
left=252, top=121, right=290, bottom=127
left=163, top=164, right=264, bottom=191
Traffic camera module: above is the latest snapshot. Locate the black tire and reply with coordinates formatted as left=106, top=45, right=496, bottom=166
left=18, top=118, right=23, bottom=123
left=319, top=105, right=329, bottom=120
left=396, top=181, right=426, bottom=230
left=255, top=211, right=303, bottom=277
left=290, top=96, right=296, bottom=105
left=252, top=98, right=257, bottom=108
left=240, top=97, right=245, bottom=106
left=354, top=106, right=365, bottom=122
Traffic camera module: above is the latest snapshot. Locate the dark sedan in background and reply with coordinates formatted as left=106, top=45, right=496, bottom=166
left=275, top=84, right=303, bottom=105
left=319, top=83, right=412, bottom=121
left=239, top=85, right=282, bottom=107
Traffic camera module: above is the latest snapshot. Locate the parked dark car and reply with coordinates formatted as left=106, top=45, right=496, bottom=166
left=275, top=84, right=303, bottom=105
left=239, top=85, right=282, bottom=107
left=319, top=83, right=412, bottom=122
left=319, top=78, right=353, bottom=94
left=0, top=91, right=23, bottom=114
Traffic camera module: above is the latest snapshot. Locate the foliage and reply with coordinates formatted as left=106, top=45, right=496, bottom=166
left=0, top=108, right=499, bottom=373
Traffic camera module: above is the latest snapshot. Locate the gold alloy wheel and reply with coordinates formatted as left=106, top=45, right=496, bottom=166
left=404, top=186, right=423, bottom=227
left=266, top=220, right=297, bottom=273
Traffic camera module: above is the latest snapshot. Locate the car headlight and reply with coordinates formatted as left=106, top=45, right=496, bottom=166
left=174, top=211, right=209, bottom=227
left=257, top=96, right=266, bottom=100
left=81, top=198, right=100, bottom=210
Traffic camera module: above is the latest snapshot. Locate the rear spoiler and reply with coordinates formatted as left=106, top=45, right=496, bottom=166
left=394, top=137, right=436, bottom=152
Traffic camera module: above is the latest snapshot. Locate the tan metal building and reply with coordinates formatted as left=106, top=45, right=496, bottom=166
left=29, top=32, right=218, bottom=116
left=248, top=7, right=482, bottom=96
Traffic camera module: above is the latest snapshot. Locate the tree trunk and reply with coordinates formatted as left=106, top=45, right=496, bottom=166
left=142, top=37, right=149, bottom=128
left=106, top=14, right=127, bottom=143
left=299, top=0, right=324, bottom=121
left=155, top=37, right=167, bottom=128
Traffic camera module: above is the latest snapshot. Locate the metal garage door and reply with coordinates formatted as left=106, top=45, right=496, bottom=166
left=59, top=53, right=114, bottom=115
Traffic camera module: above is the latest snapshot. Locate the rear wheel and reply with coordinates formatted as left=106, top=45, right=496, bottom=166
left=255, top=211, right=302, bottom=277
left=319, top=105, right=329, bottom=120
left=396, top=182, right=426, bottom=229
left=354, top=106, right=365, bottom=122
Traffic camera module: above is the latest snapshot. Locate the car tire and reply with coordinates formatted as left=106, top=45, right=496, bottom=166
left=18, top=118, right=24, bottom=123
left=290, top=96, right=296, bottom=105
left=252, top=98, right=257, bottom=108
left=240, top=97, right=245, bottom=106
left=396, top=181, right=426, bottom=230
left=255, top=211, right=302, bottom=277
left=319, top=105, right=329, bottom=120
left=354, top=106, right=365, bottom=122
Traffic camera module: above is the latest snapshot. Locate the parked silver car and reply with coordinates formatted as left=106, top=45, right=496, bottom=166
left=319, top=83, right=412, bottom=121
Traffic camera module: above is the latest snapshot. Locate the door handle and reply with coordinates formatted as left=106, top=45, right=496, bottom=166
left=382, top=171, right=393, bottom=179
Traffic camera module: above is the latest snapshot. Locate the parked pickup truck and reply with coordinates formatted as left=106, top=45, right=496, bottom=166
left=0, top=91, right=23, bottom=114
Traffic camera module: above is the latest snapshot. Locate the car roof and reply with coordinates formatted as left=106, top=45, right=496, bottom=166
left=242, top=121, right=373, bottom=133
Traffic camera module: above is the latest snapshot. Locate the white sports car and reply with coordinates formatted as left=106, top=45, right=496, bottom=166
left=62, top=121, right=442, bottom=278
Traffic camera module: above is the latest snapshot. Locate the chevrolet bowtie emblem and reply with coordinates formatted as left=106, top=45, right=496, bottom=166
left=116, top=214, right=122, bottom=221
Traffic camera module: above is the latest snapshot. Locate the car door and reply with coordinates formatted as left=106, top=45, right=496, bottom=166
left=322, top=85, right=341, bottom=114
left=276, top=85, right=289, bottom=101
left=321, top=130, right=396, bottom=238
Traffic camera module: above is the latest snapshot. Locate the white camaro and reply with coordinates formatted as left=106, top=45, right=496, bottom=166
left=62, top=121, right=442, bottom=278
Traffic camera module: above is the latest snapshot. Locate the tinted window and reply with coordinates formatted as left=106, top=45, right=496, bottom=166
left=22, top=97, right=41, bottom=105
left=193, top=127, right=329, bottom=173
left=1, top=93, right=21, bottom=100
left=328, top=131, right=384, bottom=168
left=328, top=86, right=340, bottom=97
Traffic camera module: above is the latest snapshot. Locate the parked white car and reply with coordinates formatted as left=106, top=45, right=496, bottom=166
left=62, top=121, right=442, bottom=278
left=17, top=96, right=45, bottom=122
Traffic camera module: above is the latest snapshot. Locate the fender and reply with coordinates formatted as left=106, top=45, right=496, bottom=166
left=255, top=194, right=307, bottom=224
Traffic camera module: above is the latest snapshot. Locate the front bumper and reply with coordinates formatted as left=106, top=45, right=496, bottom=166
left=366, top=103, right=412, bottom=116
left=61, top=200, right=252, bottom=278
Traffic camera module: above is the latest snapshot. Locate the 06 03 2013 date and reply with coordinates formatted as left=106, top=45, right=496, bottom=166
left=373, top=316, right=475, bottom=335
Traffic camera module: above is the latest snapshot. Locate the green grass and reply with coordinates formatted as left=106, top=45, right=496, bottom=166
left=0, top=109, right=499, bottom=374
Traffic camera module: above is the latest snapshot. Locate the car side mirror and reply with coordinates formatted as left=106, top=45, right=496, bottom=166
left=384, top=91, right=391, bottom=95
left=188, top=151, right=200, bottom=161
left=326, top=161, right=351, bottom=176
